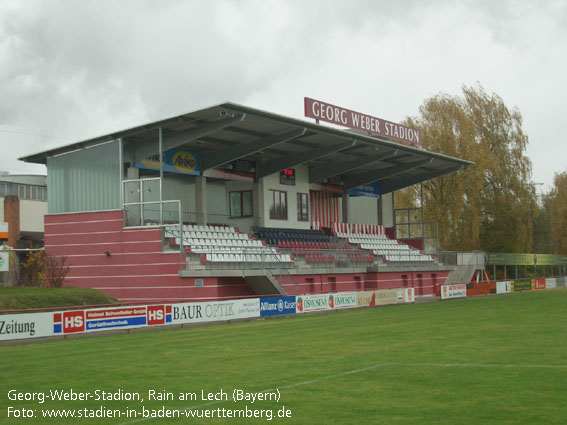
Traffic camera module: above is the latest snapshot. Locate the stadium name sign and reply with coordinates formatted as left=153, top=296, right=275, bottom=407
left=304, top=97, right=421, bottom=146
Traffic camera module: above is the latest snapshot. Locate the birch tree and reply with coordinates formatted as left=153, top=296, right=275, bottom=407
left=397, top=85, right=536, bottom=252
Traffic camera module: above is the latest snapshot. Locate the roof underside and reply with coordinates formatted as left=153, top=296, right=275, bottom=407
left=19, top=102, right=472, bottom=194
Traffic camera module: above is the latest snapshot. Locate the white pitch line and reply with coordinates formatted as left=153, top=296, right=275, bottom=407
left=388, top=362, right=567, bottom=369
left=116, top=361, right=567, bottom=425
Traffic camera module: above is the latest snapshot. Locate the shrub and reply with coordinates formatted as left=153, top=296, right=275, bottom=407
left=19, top=250, right=46, bottom=287
left=18, top=251, right=70, bottom=288
left=45, top=254, right=70, bottom=288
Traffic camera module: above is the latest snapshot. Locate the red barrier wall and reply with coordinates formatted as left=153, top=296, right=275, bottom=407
left=365, top=270, right=450, bottom=296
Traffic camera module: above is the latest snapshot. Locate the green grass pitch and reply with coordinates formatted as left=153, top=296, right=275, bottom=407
left=1, top=290, right=566, bottom=424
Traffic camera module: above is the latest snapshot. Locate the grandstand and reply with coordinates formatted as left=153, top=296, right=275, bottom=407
left=19, top=101, right=471, bottom=302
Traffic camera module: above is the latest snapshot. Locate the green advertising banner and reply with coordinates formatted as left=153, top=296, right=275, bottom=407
left=513, top=279, right=532, bottom=292
left=486, top=253, right=567, bottom=266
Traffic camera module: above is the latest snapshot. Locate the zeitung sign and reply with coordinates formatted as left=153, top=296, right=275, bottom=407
left=304, top=97, right=421, bottom=147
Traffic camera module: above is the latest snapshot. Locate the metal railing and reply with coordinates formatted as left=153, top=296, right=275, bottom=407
left=184, top=247, right=373, bottom=273
left=438, top=251, right=485, bottom=267
left=394, top=207, right=439, bottom=255
left=207, top=213, right=241, bottom=228
left=395, top=221, right=439, bottom=255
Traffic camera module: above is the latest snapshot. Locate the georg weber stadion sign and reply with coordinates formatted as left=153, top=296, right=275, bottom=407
left=304, top=97, right=421, bottom=147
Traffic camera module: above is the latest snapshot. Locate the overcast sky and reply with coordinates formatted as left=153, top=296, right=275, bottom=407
left=1, top=0, right=566, bottom=191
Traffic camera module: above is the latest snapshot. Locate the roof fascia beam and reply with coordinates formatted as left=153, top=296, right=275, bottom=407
left=256, top=142, right=350, bottom=179
left=344, top=158, right=433, bottom=190
left=308, top=148, right=399, bottom=183
left=200, top=128, right=306, bottom=171
left=379, top=164, right=465, bottom=194
left=132, top=114, right=245, bottom=163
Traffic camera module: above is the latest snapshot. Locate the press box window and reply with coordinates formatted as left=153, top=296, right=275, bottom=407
left=229, top=191, right=253, bottom=218
left=297, top=193, right=308, bottom=221
left=269, top=190, right=287, bottom=220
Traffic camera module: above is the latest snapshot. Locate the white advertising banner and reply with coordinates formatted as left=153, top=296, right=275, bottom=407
left=296, top=294, right=331, bottom=313
left=374, top=288, right=407, bottom=306
left=170, top=298, right=259, bottom=325
left=0, top=311, right=54, bottom=341
left=440, top=283, right=467, bottom=300
left=1, top=300, right=259, bottom=342
left=1, top=304, right=173, bottom=341
left=332, top=292, right=357, bottom=309
left=404, top=287, right=415, bottom=303
left=545, top=278, right=557, bottom=289
left=496, top=281, right=512, bottom=294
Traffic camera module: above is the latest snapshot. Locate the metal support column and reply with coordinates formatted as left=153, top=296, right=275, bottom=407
left=159, top=127, right=164, bottom=225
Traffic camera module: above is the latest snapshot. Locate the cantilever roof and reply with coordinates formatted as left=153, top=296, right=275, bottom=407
left=19, top=102, right=472, bottom=194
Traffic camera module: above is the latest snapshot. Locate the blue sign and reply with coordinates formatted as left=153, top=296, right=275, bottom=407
left=347, top=181, right=380, bottom=198
left=86, top=316, right=147, bottom=330
left=135, top=149, right=200, bottom=175
left=260, top=296, right=297, bottom=317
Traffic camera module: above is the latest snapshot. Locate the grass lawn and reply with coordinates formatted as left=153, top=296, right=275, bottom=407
left=0, top=286, right=119, bottom=310
left=1, top=290, right=566, bottom=424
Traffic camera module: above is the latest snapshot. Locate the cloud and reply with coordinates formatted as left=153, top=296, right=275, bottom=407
left=0, top=0, right=565, bottom=188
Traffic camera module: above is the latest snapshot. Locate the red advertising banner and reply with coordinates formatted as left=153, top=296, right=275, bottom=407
left=532, top=279, right=546, bottom=290
left=304, top=97, right=421, bottom=146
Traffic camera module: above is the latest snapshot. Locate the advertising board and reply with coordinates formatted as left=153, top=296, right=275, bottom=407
left=405, top=287, right=415, bottom=303
left=171, top=299, right=259, bottom=324
left=486, top=253, right=567, bottom=266
left=374, top=289, right=407, bottom=305
left=532, top=279, right=546, bottom=290
left=440, top=284, right=467, bottom=300
left=2, top=300, right=259, bottom=342
left=0, top=311, right=54, bottom=341
left=545, top=278, right=557, bottom=289
left=53, top=305, right=172, bottom=335
left=346, top=182, right=381, bottom=199
left=356, top=291, right=376, bottom=307
left=259, top=296, right=296, bottom=317
left=332, top=292, right=357, bottom=309
left=296, top=294, right=331, bottom=313
left=356, top=289, right=411, bottom=307
left=496, top=281, right=512, bottom=294
left=135, top=149, right=200, bottom=175
left=513, top=279, right=532, bottom=292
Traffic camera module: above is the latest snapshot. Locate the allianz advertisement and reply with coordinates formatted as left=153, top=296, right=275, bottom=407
left=259, top=296, right=297, bottom=317
left=135, top=149, right=200, bottom=175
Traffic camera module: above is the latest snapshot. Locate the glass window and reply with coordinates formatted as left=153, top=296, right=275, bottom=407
left=269, top=190, right=287, bottom=220
left=0, top=183, right=5, bottom=197
left=229, top=191, right=253, bottom=218
left=142, top=179, right=159, bottom=202
left=229, top=192, right=241, bottom=218
left=297, top=193, right=309, bottom=221
left=242, top=191, right=253, bottom=216
left=25, top=185, right=31, bottom=199
left=19, top=185, right=25, bottom=198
